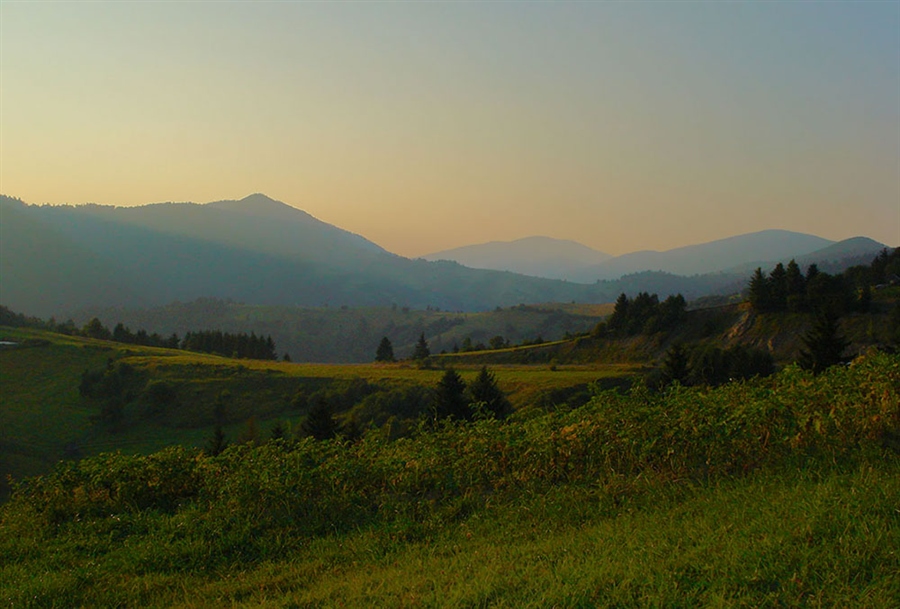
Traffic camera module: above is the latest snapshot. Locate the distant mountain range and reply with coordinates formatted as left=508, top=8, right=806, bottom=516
left=423, top=230, right=879, bottom=282
left=424, top=237, right=613, bottom=281
left=0, top=193, right=889, bottom=318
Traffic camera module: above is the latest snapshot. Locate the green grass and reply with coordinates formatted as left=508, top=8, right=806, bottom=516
left=1, top=351, right=897, bottom=606
left=245, top=465, right=900, bottom=608
left=0, top=326, right=639, bottom=500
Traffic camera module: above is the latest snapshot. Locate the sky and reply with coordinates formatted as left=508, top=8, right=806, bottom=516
left=1, top=2, right=898, bottom=257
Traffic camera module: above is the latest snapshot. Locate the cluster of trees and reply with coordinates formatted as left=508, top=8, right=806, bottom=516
left=374, top=331, right=543, bottom=363
left=83, top=318, right=181, bottom=349
left=455, top=335, right=511, bottom=353
left=0, top=307, right=176, bottom=347
left=300, top=366, right=512, bottom=441
left=660, top=343, right=775, bottom=387
left=603, top=292, right=687, bottom=337
left=0, top=306, right=280, bottom=361
left=748, top=262, right=860, bottom=315
left=749, top=248, right=899, bottom=316
left=431, top=366, right=511, bottom=422
left=181, top=330, right=277, bottom=360
left=79, top=360, right=142, bottom=425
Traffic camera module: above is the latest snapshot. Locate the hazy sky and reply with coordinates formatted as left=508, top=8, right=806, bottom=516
left=2, top=2, right=898, bottom=257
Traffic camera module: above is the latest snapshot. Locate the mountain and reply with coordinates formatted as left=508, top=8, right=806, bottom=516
left=35, top=193, right=389, bottom=268
left=423, top=230, right=843, bottom=283
left=0, top=195, right=609, bottom=317
left=422, top=237, right=612, bottom=280
left=0, top=194, right=888, bottom=319
left=792, top=237, right=889, bottom=274
left=571, top=230, right=835, bottom=282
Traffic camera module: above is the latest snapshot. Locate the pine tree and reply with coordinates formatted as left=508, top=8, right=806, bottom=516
left=608, top=293, right=630, bottom=332
left=207, top=425, right=227, bottom=456
left=433, top=368, right=469, bottom=420
left=748, top=268, right=771, bottom=312
left=661, top=342, right=690, bottom=386
left=785, top=259, right=806, bottom=312
left=375, top=336, right=395, bottom=362
left=269, top=422, right=286, bottom=442
left=412, top=333, right=430, bottom=360
left=798, top=312, right=848, bottom=375
left=768, top=263, right=788, bottom=312
left=468, top=366, right=511, bottom=419
left=303, top=397, right=339, bottom=440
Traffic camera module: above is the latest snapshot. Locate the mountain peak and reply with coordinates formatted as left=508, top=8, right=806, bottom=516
left=207, top=194, right=311, bottom=218
left=239, top=193, right=278, bottom=205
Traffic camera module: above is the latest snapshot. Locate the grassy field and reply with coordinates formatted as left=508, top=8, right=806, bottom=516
left=1, top=350, right=897, bottom=606
left=0, top=326, right=640, bottom=500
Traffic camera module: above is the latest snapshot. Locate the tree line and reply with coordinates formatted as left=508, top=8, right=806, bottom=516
left=598, top=292, right=687, bottom=337
left=181, top=330, right=277, bottom=360
left=747, top=247, right=899, bottom=315
left=0, top=306, right=278, bottom=361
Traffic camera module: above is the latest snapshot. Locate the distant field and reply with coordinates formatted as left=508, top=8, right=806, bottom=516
left=72, top=300, right=611, bottom=362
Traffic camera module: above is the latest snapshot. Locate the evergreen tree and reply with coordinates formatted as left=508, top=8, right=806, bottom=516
left=433, top=368, right=469, bottom=420
left=375, top=336, right=395, bottom=362
left=748, top=268, right=771, bottom=312
left=798, top=312, right=848, bottom=375
left=468, top=366, right=511, bottom=419
left=269, top=422, right=286, bottom=442
left=608, top=293, right=630, bottom=332
left=207, top=425, right=227, bottom=456
left=83, top=317, right=111, bottom=340
left=767, top=263, right=788, bottom=311
left=785, top=259, right=806, bottom=312
left=871, top=248, right=892, bottom=283
left=661, top=342, right=690, bottom=386
left=412, top=333, right=430, bottom=360
left=805, top=263, right=820, bottom=283
left=303, top=397, right=339, bottom=440
left=806, top=272, right=852, bottom=316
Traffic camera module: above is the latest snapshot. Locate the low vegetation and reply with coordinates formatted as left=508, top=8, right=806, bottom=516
left=1, top=350, right=897, bottom=605
left=0, top=325, right=639, bottom=499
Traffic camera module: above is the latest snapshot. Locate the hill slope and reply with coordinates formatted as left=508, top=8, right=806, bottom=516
left=1, top=195, right=887, bottom=318
left=573, top=229, right=836, bottom=282
left=423, top=236, right=612, bottom=280
left=0, top=195, right=613, bottom=316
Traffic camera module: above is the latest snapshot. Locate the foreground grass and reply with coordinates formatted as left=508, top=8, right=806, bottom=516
left=2, top=463, right=897, bottom=607
left=1, top=350, right=897, bottom=606
left=210, top=465, right=900, bottom=607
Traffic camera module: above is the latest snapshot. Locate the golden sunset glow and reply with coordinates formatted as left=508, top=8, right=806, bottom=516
left=1, top=2, right=897, bottom=256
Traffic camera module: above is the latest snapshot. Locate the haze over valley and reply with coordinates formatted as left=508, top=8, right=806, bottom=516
left=1, top=193, right=888, bottom=322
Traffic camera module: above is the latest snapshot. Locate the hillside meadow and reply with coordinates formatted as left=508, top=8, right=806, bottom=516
left=0, top=326, right=640, bottom=500
left=0, top=350, right=898, bottom=606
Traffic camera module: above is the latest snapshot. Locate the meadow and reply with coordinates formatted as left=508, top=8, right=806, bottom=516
left=1, top=349, right=897, bottom=606
left=0, top=326, right=640, bottom=499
